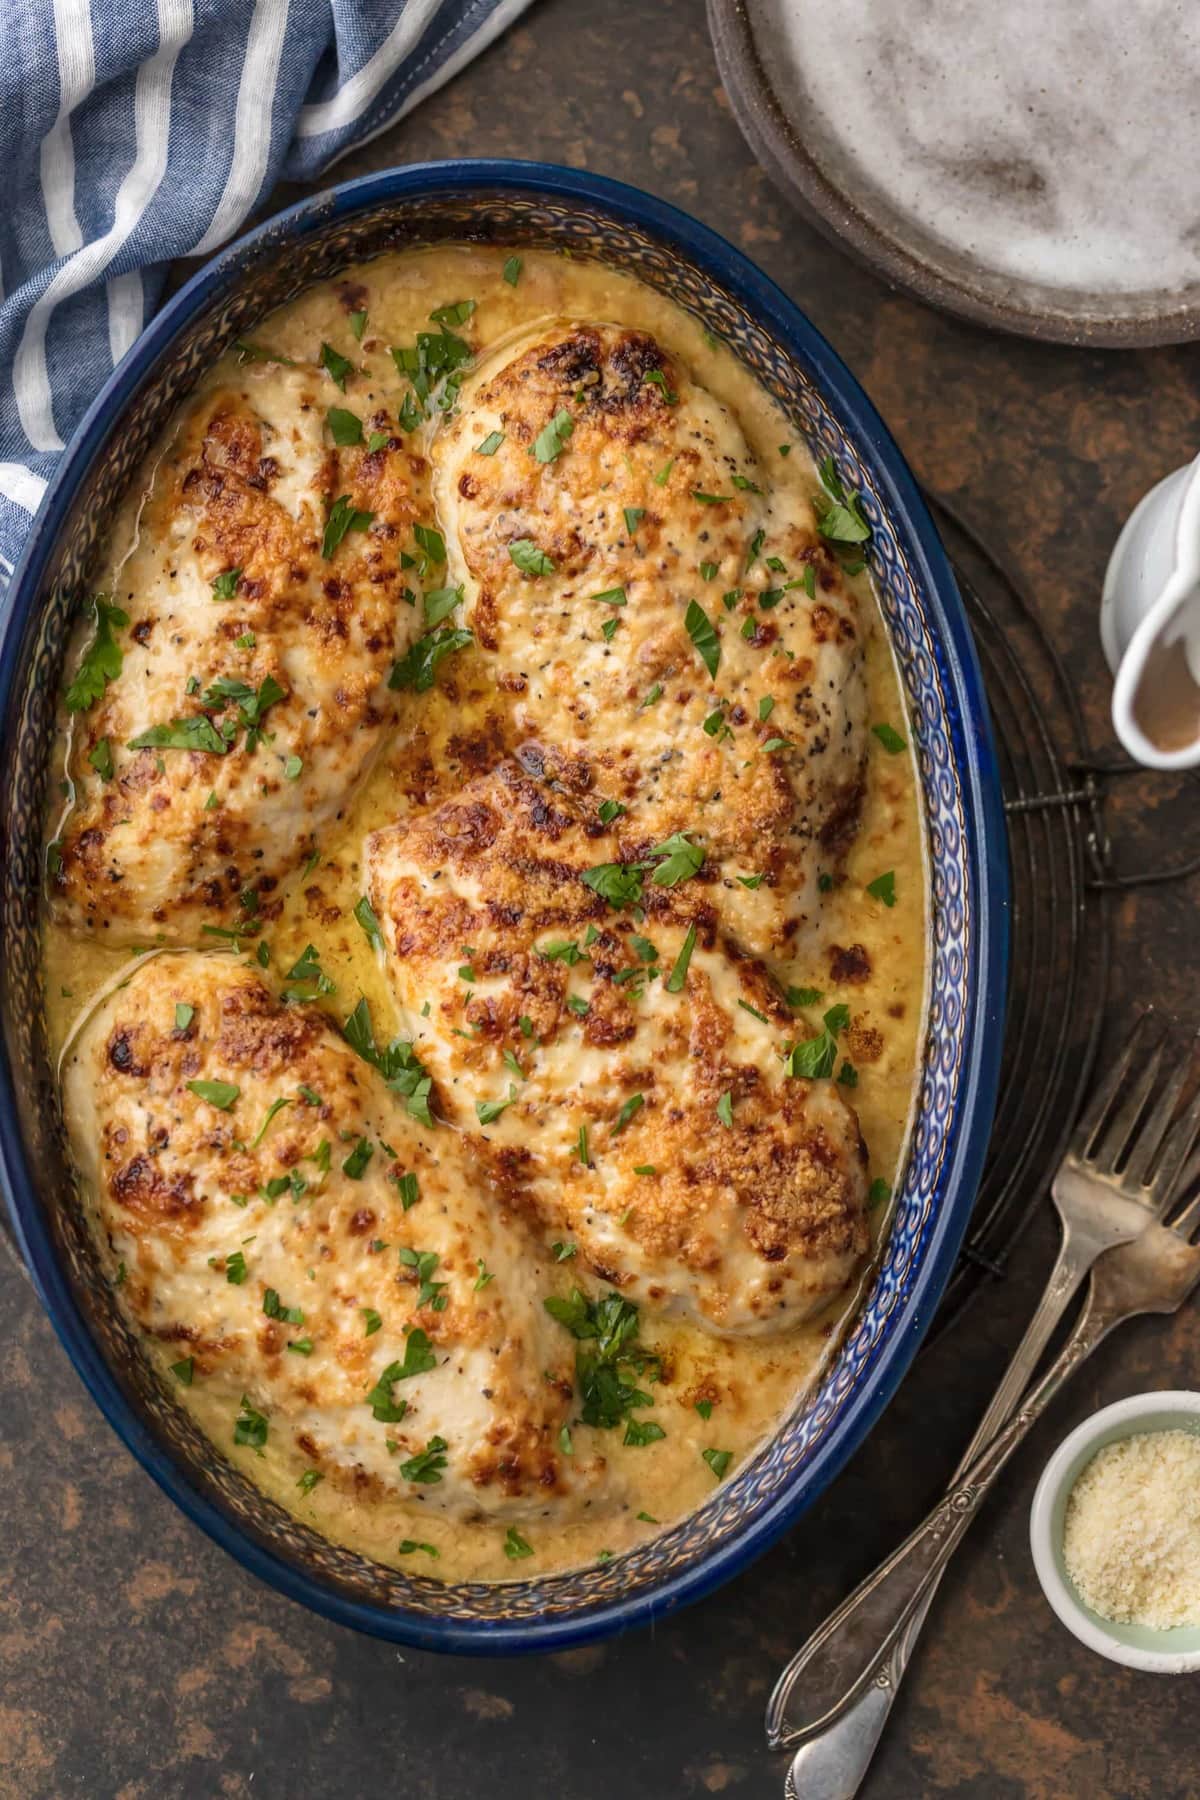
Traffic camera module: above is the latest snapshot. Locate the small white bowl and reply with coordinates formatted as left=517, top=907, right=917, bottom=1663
left=1030, top=1391, right=1200, bottom=1674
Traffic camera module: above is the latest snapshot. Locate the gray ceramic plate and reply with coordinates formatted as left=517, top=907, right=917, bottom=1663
left=709, top=0, right=1200, bottom=348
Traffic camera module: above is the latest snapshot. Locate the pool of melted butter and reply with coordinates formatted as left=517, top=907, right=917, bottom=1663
left=42, top=246, right=928, bottom=1581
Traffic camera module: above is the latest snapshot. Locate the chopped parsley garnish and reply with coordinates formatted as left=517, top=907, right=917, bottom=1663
left=326, top=406, right=362, bottom=445
left=684, top=599, right=720, bottom=679
left=366, top=1332, right=436, bottom=1418
left=474, top=1259, right=495, bottom=1290
left=543, top=1288, right=660, bottom=1431
left=565, top=994, right=590, bottom=1018
left=249, top=1096, right=291, bottom=1148
left=233, top=1395, right=269, bottom=1453
left=388, top=626, right=473, bottom=693
left=284, top=754, right=302, bottom=780
left=349, top=309, right=368, bottom=340
left=509, top=538, right=556, bottom=576
left=354, top=894, right=383, bottom=950
left=613, top=1093, right=644, bottom=1134
left=788, top=985, right=823, bottom=1007
left=737, top=873, right=764, bottom=889
left=633, top=1164, right=656, bottom=1176
left=65, top=597, right=128, bottom=713
left=297, top=1469, right=323, bottom=1495
left=552, top=1241, right=577, bottom=1262
left=737, top=999, right=768, bottom=1023
left=476, top=1085, right=517, bottom=1127
left=762, top=736, right=794, bottom=753
left=503, top=1527, right=533, bottom=1560
left=174, top=1003, right=194, bottom=1031
left=637, top=1510, right=659, bottom=1523
left=367, top=431, right=390, bottom=453
left=169, top=1357, right=194, bottom=1386
left=413, top=522, right=447, bottom=565
left=502, top=255, right=522, bottom=286
left=532, top=408, right=574, bottom=463
left=343, top=996, right=434, bottom=1126
left=538, top=937, right=589, bottom=966
left=786, top=1004, right=850, bottom=1080
left=623, top=506, right=645, bottom=536
left=641, top=682, right=662, bottom=707
left=398, top=1538, right=439, bottom=1558
left=700, top=560, right=718, bottom=581
left=223, top=1250, right=248, bottom=1284
left=187, top=1078, right=239, bottom=1111
left=577, top=1125, right=589, bottom=1166
left=581, top=860, right=646, bottom=910
left=716, top=1091, right=734, bottom=1129
left=422, top=584, right=465, bottom=628
left=597, top=798, right=626, bottom=825
left=394, top=1171, right=419, bottom=1211
left=87, top=737, right=113, bottom=780
left=838, top=1060, right=859, bottom=1088
left=650, top=832, right=704, bottom=886
left=872, top=722, right=907, bottom=754
left=642, top=369, right=677, bottom=403
left=476, top=429, right=505, bottom=455
left=398, top=1246, right=448, bottom=1311
left=695, top=1399, right=713, bottom=1420
left=322, top=493, right=374, bottom=559
left=869, top=1178, right=891, bottom=1210
left=702, top=1448, right=732, bottom=1480
left=692, top=490, right=732, bottom=505
left=867, top=870, right=897, bottom=907
left=429, top=298, right=476, bottom=327
left=665, top=922, right=697, bottom=993
left=654, top=458, right=674, bottom=487
left=624, top=1418, right=666, bottom=1447
left=363, top=1308, right=383, bottom=1336
left=601, top=617, right=620, bottom=642
left=814, top=455, right=872, bottom=547
left=211, top=568, right=241, bottom=600
left=342, top=1138, right=374, bottom=1179
left=319, top=341, right=354, bottom=390
left=281, top=942, right=336, bottom=1003
left=400, top=1435, right=449, bottom=1484
left=559, top=1423, right=573, bottom=1454
left=592, top=586, right=627, bottom=606
left=759, top=696, right=775, bottom=722
left=262, top=1287, right=303, bottom=1325
left=732, top=474, right=761, bottom=494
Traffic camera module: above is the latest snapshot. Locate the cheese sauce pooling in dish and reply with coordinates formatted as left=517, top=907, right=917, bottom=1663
left=43, top=247, right=927, bottom=1581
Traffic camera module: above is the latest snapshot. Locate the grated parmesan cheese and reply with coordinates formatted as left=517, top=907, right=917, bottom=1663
left=1063, top=1428, right=1200, bottom=1630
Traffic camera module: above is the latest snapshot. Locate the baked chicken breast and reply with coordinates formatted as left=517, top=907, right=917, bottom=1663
left=364, top=761, right=870, bottom=1337
left=431, top=321, right=868, bottom=957
left=62, top=952, right=597, bottom=1516
left=50, top=362, right=421, bottom=945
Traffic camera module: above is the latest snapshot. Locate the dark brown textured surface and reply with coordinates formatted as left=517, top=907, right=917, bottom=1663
left=5, top=1, right=1200, bottom=1794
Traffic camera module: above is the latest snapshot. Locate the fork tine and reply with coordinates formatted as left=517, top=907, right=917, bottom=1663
left=1070, top=1011, right=1154, bottom=1158
left=1124, top=1046, right=1198, bottom=1190
left=1151, top=1080, right=1200, bottom=1212
left=1088, top=1034, right=1167, bottom=1172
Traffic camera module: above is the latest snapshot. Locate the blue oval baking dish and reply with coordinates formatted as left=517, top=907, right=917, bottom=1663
left=0, top=160, right=1008, bottom=1655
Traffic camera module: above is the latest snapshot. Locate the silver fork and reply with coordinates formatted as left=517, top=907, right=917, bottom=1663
left=767, top=1016, right=1200, bottom=1782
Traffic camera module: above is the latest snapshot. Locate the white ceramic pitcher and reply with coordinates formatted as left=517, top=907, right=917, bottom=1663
left=1101, top=453, right=1200, bottom=770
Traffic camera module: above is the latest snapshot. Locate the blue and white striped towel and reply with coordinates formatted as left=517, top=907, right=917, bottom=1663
left=0, top=0, right=531, bottom=588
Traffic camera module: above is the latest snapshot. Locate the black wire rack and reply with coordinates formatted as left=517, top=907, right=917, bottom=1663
left=927, top=493, right=1200, bottom=1342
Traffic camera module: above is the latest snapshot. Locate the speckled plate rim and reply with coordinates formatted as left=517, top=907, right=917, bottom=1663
left=0, top=159, right=1008, bottom=1655
left=707, top=0, right=1200, bottom=349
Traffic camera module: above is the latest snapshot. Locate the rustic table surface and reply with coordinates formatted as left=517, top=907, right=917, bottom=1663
left=4, top=1, right=1199, bottom=1795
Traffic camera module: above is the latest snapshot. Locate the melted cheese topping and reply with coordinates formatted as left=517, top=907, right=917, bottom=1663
left=43, top=247, right=927, bottom=1580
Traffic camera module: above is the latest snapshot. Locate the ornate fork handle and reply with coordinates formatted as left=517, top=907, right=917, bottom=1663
left=768, top=1277, right=1111, bottom=1751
